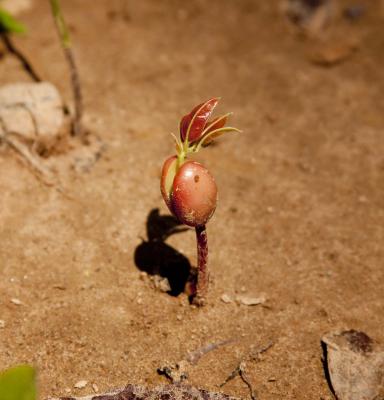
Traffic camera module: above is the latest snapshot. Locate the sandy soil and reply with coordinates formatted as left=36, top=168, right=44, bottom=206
left=0, top=1, right=383, bottom=399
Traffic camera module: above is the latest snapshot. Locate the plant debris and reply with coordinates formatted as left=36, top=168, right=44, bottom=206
left=221, top=341, right=274, bottom=399
left=50, top=384, right=239, bottom=400
left=186, top=339, right=235, bottom=365
left=322, top=330, right=384, bottom=400
left=158, top=360, right=189, bottom=384
left=158, top=339, right=235, bottom=383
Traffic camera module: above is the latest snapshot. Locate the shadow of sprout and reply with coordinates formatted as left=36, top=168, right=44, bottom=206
left=134, top=208, right=191, bottom=296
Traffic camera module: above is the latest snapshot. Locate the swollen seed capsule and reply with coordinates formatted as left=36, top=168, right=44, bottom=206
left=171, top=161, right=218, bottom=227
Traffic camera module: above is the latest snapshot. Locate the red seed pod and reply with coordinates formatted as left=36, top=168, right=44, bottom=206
left=161, top=158, right=218, bottom=227
left=171, top=161, right=218, bottom=227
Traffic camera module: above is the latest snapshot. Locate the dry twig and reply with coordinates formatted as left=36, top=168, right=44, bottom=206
left=220, top=341, right=274, bottom=400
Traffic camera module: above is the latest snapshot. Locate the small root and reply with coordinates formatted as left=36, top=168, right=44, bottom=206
left=220, top=341, right=274, bottom=400
left=0, top=130, right=70, bottom=197
left=239, top=363, right=257, bottom=400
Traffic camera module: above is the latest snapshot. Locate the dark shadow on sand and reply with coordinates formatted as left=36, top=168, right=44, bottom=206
left=134, top=208, right=191, bottom=296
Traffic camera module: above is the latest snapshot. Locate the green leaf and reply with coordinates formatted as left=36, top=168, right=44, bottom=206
left=0, top=365, right=36, bottom=400
left=0, top=8, right=27, bottom=34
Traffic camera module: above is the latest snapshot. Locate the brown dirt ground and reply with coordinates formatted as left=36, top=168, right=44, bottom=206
left=1, top=1, right=384, bottom=399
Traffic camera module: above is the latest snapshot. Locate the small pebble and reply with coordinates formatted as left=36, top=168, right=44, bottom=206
left=92, top=383, right=99, bottom=393
left=136, top=298, right=143, bottom=305
left=139, top=271, right=148, bottom=280
left=151, top=275, right=171, bottom=293
left=53, top=284, right=66, bottom=290
left=10, top=298, right=22, bottom=305
left=358, top=195, right=368, bottom=204
left=221, top=294, right=233, bottom=304
left=236, top=294, right=266, bottom=306
left=0, top=320, right=5, bottom=328
left=344, top=5, right=365, bottom=20
left=176, top=314, right=182, bottom=321
left=74, top=380, right=88, bottom=389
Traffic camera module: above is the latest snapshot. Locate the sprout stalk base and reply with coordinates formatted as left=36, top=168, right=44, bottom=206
left=192, top=224, right=209, bottom=306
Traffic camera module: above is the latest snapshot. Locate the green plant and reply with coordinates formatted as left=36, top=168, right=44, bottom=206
left=0, top=8, right=26, bottom=34
left=0, top=7, right=42, bottom=82
left=49, top=0, right=83, bottom=137
left=0, top=365, right=36, bottom=400
left=160, top=98, right=240, bottom=306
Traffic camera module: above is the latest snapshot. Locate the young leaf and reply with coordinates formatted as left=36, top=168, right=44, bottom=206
left=197, top=127, right=242, bottom=150
left=202, top=114, right=230, bottom=136
left=180, top=98, right=219, bottom=144
left=0, top=9, right=26, bottom=34
left=0, top=365, right=36, bottom=400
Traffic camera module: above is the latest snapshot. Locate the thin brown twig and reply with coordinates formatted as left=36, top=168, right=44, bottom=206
left=239, top=363, right=257, bottom=400
left=220, top=340, right=274, bottom=399
left=186, top=338, right=236, bottom=365
left=158, top=339, right=235, bottom=384
left=1, top=33, right=41, bottom=82
left=0, top=117, right=74, bottom=198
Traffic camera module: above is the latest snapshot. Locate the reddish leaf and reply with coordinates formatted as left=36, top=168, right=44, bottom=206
left=180, top=98, right=219, bottom=143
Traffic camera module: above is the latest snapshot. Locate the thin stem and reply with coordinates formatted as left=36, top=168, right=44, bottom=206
left=1, top=33, right=41, bottom=82
left=63, top=46, right=83, bottom=137
left=49, top=0, right=83, bottom=137
left=192, top=224, right=209, bottom=306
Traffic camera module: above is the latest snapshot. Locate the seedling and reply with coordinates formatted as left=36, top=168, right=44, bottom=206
left=0, top=365, right=36, bottom=400
left=49, top=0, right=83, bottom=137
left=160, top=98, right=240, bottom=306
left=0, top=8, right=26, bottom=34
left=0, top=8, right=42, bottom=82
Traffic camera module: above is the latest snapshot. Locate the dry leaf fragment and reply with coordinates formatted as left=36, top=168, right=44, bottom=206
left=322, top=330, right=384, bottom=400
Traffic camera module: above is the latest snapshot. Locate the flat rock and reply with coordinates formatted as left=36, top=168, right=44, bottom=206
left=1, top=0, right=32, bottom=15
left=0, top=82, right=64, bottom=144
left=322, top=330, right=384, bottom=400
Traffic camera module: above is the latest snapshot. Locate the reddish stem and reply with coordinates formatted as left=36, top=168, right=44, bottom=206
left=192, top=224, right=209, bottom=306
